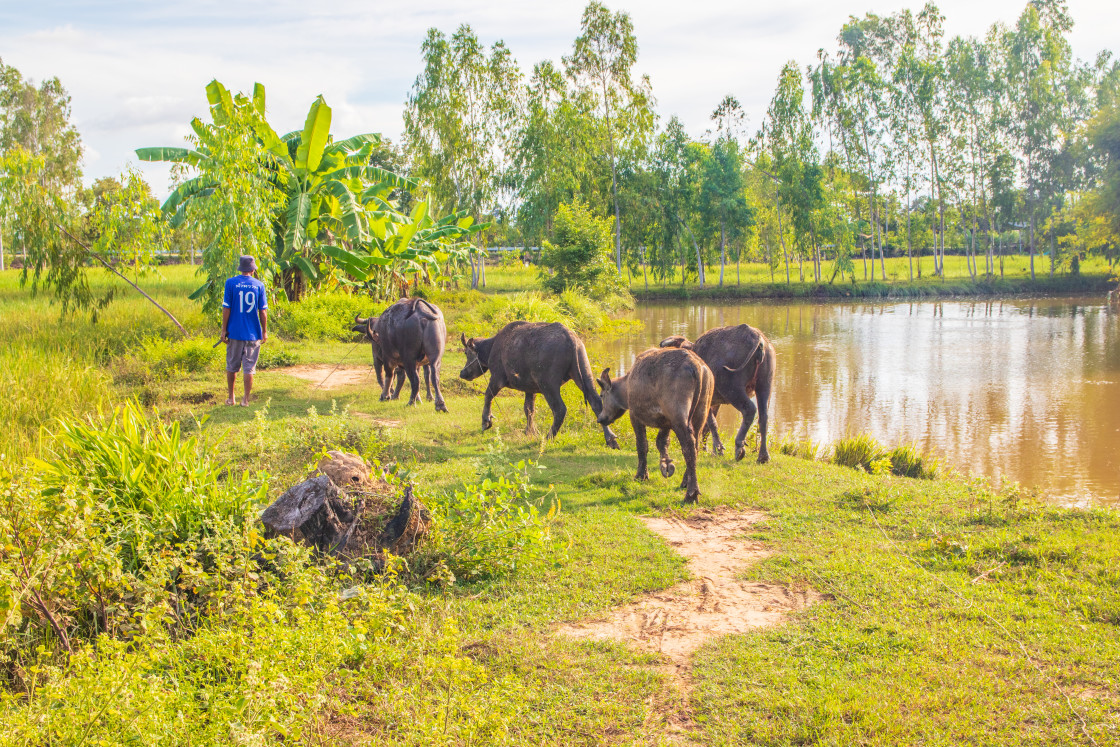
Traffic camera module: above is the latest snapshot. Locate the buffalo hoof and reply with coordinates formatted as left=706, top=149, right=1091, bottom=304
left=713, top=442, right=725, bottom=457
left=735, top=444, right=747, bottom=462
left=435, top=402, right=449, bottom=413
left=660, top=460, right=675, bottom=479
left=682, top=491, right=699, bottom=504
left=605, top=436, right=620, bottom=450
left=482, top=417, right=494, bottom=431
left=635, top=470, right=650, bottom=481
left=757, top=450, right=770, bottom=465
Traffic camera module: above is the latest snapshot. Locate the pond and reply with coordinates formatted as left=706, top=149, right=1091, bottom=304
left=593, top=296, right=1120, bottom=507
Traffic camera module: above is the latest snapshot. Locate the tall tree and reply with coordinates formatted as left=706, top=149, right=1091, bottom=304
left=404, top=25, right=523, bottom=287
left=701, top=98, right=754, bottom=286
left=565, top=1, right=654, bottom=273
left=0, top=59, right=84, bottom=272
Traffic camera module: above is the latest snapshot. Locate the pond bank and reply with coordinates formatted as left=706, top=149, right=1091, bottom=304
left=631, top=273, right=1116, bottom=302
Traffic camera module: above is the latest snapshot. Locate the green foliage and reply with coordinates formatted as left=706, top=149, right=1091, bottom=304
left=414, top=458, right=555, bottom=584
left=269, top=290, right=386, bottom=341
left=830, top=432, right=887, bottom=473
left=32, top=401, right=267, bottom=569
left=887, top=443, right=939, bottom=480
left=539, top=200, right=626, bottom=300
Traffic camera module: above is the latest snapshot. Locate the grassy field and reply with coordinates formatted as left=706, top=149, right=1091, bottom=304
left=624, top=254, right=1117, bottom=300
left=1, top=265, right=1118, bottom=744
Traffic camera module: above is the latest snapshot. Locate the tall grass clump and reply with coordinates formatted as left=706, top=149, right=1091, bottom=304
left=829, top=433, right=940, bottom=479
left=270, top=290, right=387, bottom=341
left=887, top=443, right=939, bottom=479
left=830, top=433, right=890, bottom=474
left=773, top=432, right=819, bottom=460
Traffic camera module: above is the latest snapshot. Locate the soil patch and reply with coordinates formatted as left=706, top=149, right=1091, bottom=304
left=558, top=510, right=819, bottom=666
left=278, top=365, right=374, bottom=390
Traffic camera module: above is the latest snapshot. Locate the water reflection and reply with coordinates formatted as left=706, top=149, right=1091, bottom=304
left=591, top=297, right=1120, bottom=507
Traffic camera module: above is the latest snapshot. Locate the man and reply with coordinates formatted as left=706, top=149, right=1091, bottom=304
left=221, top=254, right=268, bottom=406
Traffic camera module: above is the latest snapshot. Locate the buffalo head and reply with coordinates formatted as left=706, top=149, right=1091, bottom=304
left=459, top=333, right=487, bottom=381
left=596, top=367, right=627, bottom=426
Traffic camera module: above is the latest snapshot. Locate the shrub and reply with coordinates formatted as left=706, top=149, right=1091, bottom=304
left=539, top=201, right=626, bottom=300
left=32, top=401, right=268, bottom=570
left=270, top=290, right=386, bottom=341
left=411, top=460, right=555, bottom=585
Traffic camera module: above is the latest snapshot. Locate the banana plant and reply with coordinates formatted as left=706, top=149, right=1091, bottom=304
left=248, top=93, right=416, bottom=300
left=321, top=196, right=486, bottom=297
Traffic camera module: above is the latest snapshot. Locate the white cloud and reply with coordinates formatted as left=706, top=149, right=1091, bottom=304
left=1, top=0, right=1115, bottom=199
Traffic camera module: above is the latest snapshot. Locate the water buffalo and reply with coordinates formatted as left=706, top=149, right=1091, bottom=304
left=596, top=348, right=715, bottom=503
left=352, top=298, right=447, bottom=411
left=459, top=321, right=620, bottom=449
left=660, top=324, right=774, bottom=463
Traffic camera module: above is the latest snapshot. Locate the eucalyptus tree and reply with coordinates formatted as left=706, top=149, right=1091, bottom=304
left=0, top=59, right=84, bottom=271
left=404, top=25, right=523, bottom=287
left=513, top=61, right=597, bottom=247
left=701, top=96, right=754, bottom=286
left=1002, top=0, right=1086, bottom=278
left=564, top=1, right=655, bottom=272
left=836, top=11, right=904, bottom=281
left=756, top=61, right=821, bottom=282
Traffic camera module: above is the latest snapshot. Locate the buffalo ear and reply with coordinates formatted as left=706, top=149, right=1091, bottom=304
left=370, top=331, right=380, bottom=344
left=598, top=367, right=611, bottom=392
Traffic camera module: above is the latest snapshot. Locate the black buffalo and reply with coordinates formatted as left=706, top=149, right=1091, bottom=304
left=353, top=297, right=447, bottom=411
left=460, top=321, right=620, bottom=449
left=660, top=324, right=775, bottom=463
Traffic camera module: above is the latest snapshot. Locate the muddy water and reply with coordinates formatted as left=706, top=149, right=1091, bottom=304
left=591, top=297, right=1120, bottom=507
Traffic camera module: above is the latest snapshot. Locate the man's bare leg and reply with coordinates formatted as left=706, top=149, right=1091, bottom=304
left=226, top=372, right=237, bottom=405
left=241, top=373, right=253, bottom=406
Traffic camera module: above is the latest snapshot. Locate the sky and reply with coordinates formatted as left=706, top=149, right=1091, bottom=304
left=1, top=0, right=1115, bottom=199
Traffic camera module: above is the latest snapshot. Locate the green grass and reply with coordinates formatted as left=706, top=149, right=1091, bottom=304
left=1, top=263, right=1118, bottom=744
left=629, top=254, right=1117, bottom=301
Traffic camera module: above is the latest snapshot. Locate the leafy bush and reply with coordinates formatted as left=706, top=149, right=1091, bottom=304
left=32, top=401, right=267, bottom=570
left=269, top=290, right=387, bottom=341
left=412, top=460, right=555, bottom=585
left=539, top=201, right=627, bottom=301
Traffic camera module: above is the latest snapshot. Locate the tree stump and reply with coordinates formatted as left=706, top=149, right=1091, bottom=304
left=260, top=475, right=362, bottom=554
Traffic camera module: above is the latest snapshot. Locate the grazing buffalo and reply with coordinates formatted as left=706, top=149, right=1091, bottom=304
left=596, top=348, right=714, bottom=503
left=660, top=324, right=775, bottom=464
left=459, top=321, right=620, bottom=449
left=353, top=297, right=447, bottom=411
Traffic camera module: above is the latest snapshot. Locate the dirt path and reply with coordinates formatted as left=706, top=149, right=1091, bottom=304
left=278, top=365, right=374, bottom=390
left=558, top=510, right=819, bottom=742
left=559, top=510, right=817, bottom=665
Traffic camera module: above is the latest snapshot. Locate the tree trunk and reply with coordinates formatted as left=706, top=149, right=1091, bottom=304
left=775, top=194, right=791, bottom=285
left=58, top=227, right=187, bottom=334
left=1029, top=212, right=1036, bottom=280
left=719, top=217, right=726, bottom=286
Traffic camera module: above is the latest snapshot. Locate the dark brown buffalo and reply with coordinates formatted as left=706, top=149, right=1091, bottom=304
left=459, top=321, right=620, bottom=449
left=352, top=298, right=447, bottom=411
left=660, top=324, right=775, bottom=463
left=596, top=348, right=714, bottom=503
left=350, top=317, right=417, bottom=401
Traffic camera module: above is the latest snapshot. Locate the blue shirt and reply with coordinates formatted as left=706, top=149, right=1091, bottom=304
left=223, top=275, right=268, bottom=341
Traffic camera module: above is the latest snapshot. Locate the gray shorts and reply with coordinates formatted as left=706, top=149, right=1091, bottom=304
left=226, top=339, right=262, bottom=375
